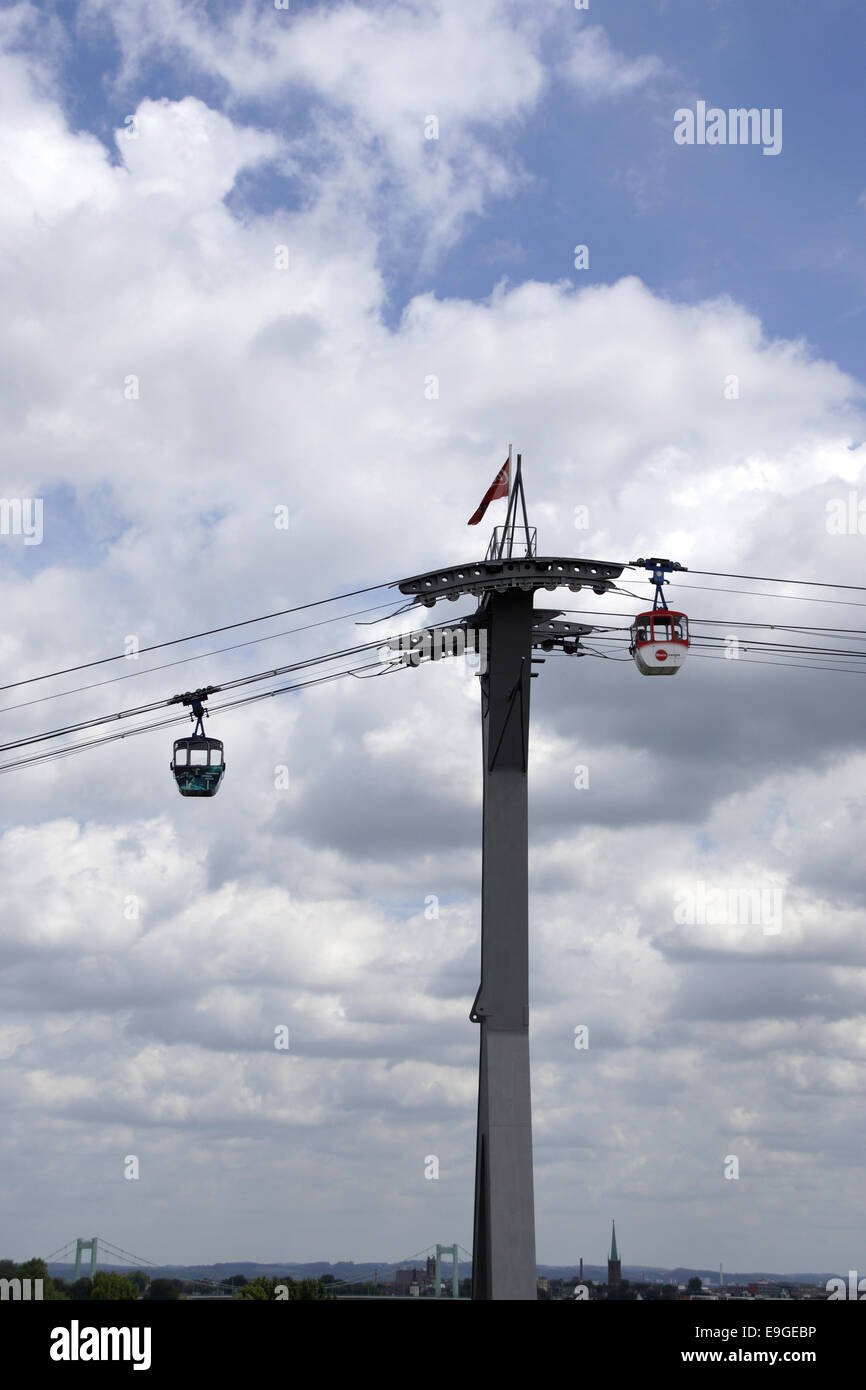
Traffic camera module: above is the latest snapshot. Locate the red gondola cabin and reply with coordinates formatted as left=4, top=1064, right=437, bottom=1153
left=629, top=610, right=689, bottom=675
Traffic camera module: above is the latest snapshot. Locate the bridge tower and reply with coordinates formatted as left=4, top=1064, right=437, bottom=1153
left=73, top=1237, right=98, bottom=1282
left=434, top=1244, right=460, bottom=1298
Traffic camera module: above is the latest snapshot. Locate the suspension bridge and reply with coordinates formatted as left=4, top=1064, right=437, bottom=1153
left=40, top=1237, right=472, bottom=1298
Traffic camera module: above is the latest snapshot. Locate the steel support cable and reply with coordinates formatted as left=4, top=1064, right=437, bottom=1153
left=0, top=638, right=392, bottom=755
left=573, top=631, right=866, bottom=669
left=685, top=568, right=866, bottom=591
left=0, top=579, right=402, bottom=695
left=95, top=1240, right=159, bottom=1269
left=574, top=641, right=866, bottom=675
left=684, top=650, right=866, bottom=675
left=558, top=608, right=866, bottom=644
left=573, top=629, right=866, bottom=661
left=10, top=570, right=866, bottom=761
left=8, top=568, right=866, bottom=698
left=43, top=1241, right=77, bottom=1262
left=627, top=579, right=866, bottom=609
left=0, top=658, right=394, bottom=775
left=9, top=622, right=846, bottom=762
left=0, top=598, right=408, bottom=717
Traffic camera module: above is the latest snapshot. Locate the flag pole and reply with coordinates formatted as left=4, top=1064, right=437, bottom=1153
left=505, top=444, right=515, bottom=557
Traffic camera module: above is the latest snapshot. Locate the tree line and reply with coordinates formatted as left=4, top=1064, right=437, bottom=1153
left=0, top=1258, right=335, bottom=1300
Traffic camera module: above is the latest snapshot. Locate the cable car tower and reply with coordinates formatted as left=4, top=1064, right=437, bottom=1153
left=396, top=454, right=625, bottom=1299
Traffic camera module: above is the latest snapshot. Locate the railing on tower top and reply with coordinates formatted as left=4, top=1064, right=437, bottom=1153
left=486, top=525, right=537, bottom=561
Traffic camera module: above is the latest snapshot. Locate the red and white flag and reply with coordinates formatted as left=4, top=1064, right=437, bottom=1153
left=468, top=458, right=510, bottom=525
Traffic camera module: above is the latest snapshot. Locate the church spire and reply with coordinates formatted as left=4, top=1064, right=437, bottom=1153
left=607, top=1220, right=621, bottom=1286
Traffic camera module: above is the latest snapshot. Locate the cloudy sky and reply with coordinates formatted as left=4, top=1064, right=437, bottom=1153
left=1, top=0, right=865, bottom=1277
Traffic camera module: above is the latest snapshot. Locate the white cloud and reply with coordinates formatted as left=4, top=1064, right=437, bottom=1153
left=81, top=1, right=669, bottom=257
left=562, top=24, right=665, bottom=100
left=119, top=97, right=280, bottom=206
left=82, top=0, right=548, bottom=258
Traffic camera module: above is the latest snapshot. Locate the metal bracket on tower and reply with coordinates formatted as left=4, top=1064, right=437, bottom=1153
left=387, top=613, right=594, bottom=669
left=398, top=557, right=623, bottom=606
